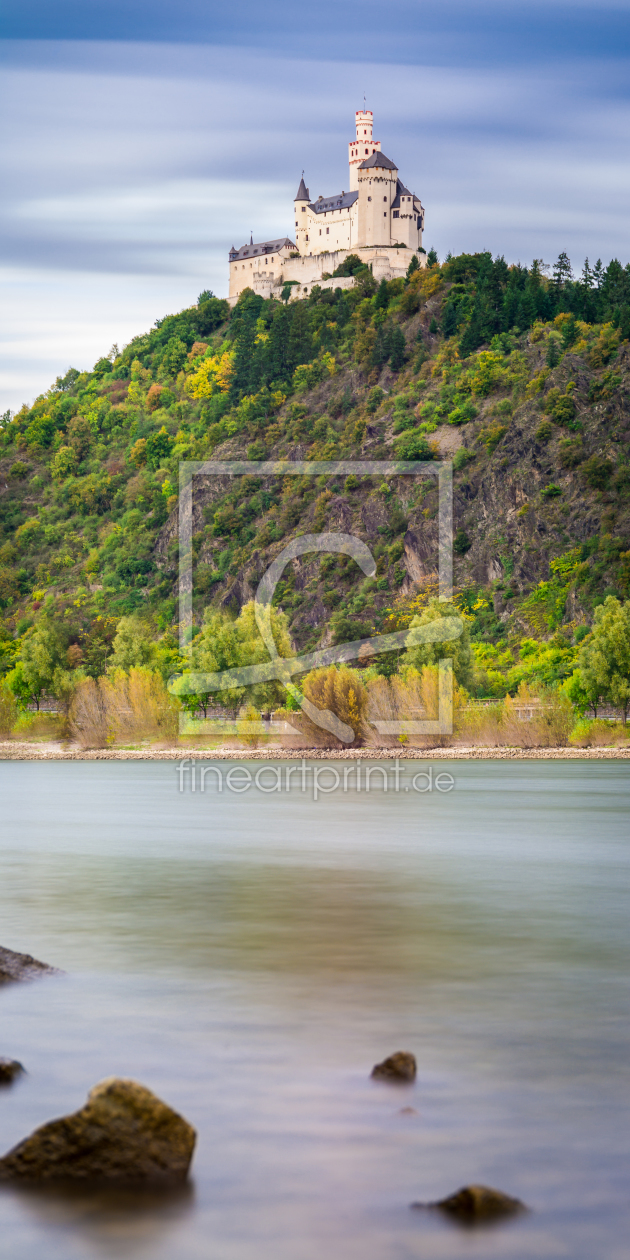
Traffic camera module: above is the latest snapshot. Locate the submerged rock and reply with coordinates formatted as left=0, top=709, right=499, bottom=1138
left=0, top=946, right=62, bottom=984
left=0, top=1059, right=24, bottom=1085
left=371, top=1051, right=417, bottom=1083
left=413, top=1184, right=527, bottom=1223
left=0, top=1078, right=196, bottom=1183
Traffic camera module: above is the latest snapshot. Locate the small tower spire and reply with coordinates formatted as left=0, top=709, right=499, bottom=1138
left=295, top=173, right=310, bottom=201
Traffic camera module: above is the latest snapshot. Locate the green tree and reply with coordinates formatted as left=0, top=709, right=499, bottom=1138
left=173, top=601, right=294, bottom=716
left=107, top=617, right=157, bottom=673
left=388, top=326, right=407, bottom=369
left=562, top=667, right=602, bottom=718
left=403, top=598, right=473, bottom=687
left=8, top=625, right=65, bottom=710
left=145, top=426, right=173, bottom=470
left=374, top=279, right=389, bottom=310
left=578, top=597, right=630, bottom=723
left=406, top=254, right=420, bottom=281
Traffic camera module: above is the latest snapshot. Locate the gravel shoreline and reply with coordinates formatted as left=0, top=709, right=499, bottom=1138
left=1, top=741, right=629, bottom=761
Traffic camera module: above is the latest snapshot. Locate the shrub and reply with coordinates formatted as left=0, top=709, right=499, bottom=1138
left=236, top=703, right=266, bottom=748
left=477, top=422, right=508, bottom=453
left=0, top=681, right=18, bottom=735
left=569, top=718, right=628, bottom=747
left=452, top=447, right=474, bottom=471
left=544, top=386, right=577, bottom=425
left=454, top=528, right=472, bottom=554
left=394, top=430, right=434, bottom=460
left=51, top=445, right=78, bottom=480
left=558, top=437, right=583, bottom=469
left=69, top=667, right=179, bottom=748
left=366, top=386, right=384, bottom=414
left=541, top=484, right=562, bottom=498
left=9, top=461, right=28, bottom=480
left=582, top=455, right=613, bottom=490
left=290, top=665, right=369, bottom=747
left=12, top=711, right=63, bottom=740
left=146, top=384, right=164, bottom=412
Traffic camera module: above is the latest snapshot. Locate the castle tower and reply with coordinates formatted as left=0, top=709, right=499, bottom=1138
left=357, top=151, right=398, bottom=247
left=294, top=175, right=310, bottom=255
left=348, top=110, right=382, bottom=191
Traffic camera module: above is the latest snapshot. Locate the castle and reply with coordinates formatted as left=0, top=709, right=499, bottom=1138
left=228, top=110, right=426, bottom=305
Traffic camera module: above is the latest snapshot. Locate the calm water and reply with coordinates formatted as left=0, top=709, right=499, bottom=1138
left=0, top=758, right=629, bottom=1260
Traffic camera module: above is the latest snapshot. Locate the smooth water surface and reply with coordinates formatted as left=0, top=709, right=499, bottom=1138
left=0, top=758, right=629, bottom=1260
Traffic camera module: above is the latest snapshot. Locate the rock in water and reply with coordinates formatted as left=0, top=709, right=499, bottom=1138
left=0, top=946, right=62, bottom=984
left=0, top=1078, right=196, bottom=1183
left=371, top=1051, right=417, bottom=1083
left=413, top=1184, right=526, bottom=1222
left=0, top=1059, right=24, bottom=1085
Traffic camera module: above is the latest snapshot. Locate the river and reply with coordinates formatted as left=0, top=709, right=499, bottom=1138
left=0, top=758, right=628, bottom=1259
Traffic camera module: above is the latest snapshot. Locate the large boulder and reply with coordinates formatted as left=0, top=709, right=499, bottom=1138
left=413, top=1184, right=526, bottom=1223
left=371, top=1051, right=417, bottom=1083
left=0, top=946, right=62, bottom=984
left=0, top=1078, right=196, bottom=1183
left=0, top=1059, right=24, bottom=1085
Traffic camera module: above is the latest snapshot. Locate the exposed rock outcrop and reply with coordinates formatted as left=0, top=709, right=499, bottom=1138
left=371, top=1051, right=417, bottom=1082
left=0, top=1078, right=196, bottom=1183
left=412, top=1184, right=527, bottom=1223
left=0, top=946, right=62, bottom=984
left=0, top=1059, right=24, bottom=1085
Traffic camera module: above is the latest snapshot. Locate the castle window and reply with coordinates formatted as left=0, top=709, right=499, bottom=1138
left=326, top=227, right=329, bottom=233
left=383, top=196, right=387, bottom=202
left=367, top=196, right=371, bottom=202
left=393, top=210, right=399, bottom=218
left=301, top=206, right=306, bottom=211
left=365, top=148, right=368, bottom=154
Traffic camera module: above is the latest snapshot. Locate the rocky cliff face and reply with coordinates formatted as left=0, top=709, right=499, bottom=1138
left=153, top=313, right=629, bottom=648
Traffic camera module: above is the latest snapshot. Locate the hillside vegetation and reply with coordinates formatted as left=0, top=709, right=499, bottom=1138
left=1, top=249, right=630, bottom=743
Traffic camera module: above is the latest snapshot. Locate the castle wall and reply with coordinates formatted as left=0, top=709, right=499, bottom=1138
left=228, top=245, right=426, bottom=305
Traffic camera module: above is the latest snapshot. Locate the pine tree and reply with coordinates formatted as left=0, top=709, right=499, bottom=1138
left=552, top=252, right=573, bottom=290
left=388, top=326, right=407, bottom=370
left=406, top=254, right=420, bottom=281
left=442, top=302, right=459, bottom=338
left=580, top=258, right=593, bottom=290
left=374, top=279, right=389, bottom=310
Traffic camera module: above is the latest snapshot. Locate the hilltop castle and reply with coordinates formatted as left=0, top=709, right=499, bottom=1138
left=228, top=110, right=425, bottom=304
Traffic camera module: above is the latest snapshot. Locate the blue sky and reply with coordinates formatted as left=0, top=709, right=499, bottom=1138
left=1, top=1, right=629, bottom=410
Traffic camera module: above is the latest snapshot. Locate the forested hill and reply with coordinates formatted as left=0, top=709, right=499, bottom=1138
left=1, top=249, right=629, bottom=689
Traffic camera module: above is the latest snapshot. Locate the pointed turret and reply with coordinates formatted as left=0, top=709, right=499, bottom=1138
left=294, top=174, right=310, bottom=255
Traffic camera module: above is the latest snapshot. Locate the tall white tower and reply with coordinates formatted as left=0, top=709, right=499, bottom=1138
left=348, top=109, right=382, bottom=191
left=294, top=175, right=310, bottom=255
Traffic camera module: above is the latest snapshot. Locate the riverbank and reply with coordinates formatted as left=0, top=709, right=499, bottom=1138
left=1, top=740, right=629, bottom=760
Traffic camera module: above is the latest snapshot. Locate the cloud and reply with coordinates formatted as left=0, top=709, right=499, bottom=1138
left=1, top=39, right=629, bottom=409
left=3, top=2, right=630, bottom=64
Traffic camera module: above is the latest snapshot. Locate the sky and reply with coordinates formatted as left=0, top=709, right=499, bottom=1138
left=1, top=1, right=629, bottom=412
